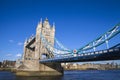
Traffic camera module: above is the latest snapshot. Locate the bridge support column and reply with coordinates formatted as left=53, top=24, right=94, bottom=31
left=15, top=62, right=63, bottom=76
left=15, top=57, right=63, bottom=76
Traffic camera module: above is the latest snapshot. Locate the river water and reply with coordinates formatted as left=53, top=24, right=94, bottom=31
left=0, top=70, right=120, bottom=80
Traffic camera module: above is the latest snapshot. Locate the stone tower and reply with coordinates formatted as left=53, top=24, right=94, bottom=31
left=35, top=18, right=55, bottom=60
left=15, top=18, right=63, bottom=76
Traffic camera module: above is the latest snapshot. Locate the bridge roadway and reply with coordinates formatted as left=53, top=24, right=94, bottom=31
left=40, top=47, right=120, bottom=63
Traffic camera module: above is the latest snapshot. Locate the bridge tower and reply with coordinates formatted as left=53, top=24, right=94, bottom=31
left=15, top=18, right=63, bottom=76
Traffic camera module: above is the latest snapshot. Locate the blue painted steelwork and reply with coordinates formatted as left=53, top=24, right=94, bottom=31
left=24, top=23, right=120, bottom=60
left=77, top=23, right=120, bottom=53
left=40, top=33, right=72, bottom=58
left=40, top=47, right=120, bottom=63
left=39, top=23, right=120, bottom=59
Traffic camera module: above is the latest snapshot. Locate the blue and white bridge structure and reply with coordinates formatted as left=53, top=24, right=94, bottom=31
left=40, top=23, right=120, bottom=63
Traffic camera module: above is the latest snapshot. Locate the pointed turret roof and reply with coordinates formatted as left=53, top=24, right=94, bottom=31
left=53, top=22, right=55, bottom=28
left=45, top=17, right=48, bottom=21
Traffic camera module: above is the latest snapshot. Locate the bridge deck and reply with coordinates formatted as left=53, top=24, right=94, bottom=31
left=40, top=47, right=120, bottom=63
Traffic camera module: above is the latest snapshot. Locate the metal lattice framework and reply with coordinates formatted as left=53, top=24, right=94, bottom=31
left=40, top=23, right=120, bottom=58
left=77, top=23, right=120, bottom=53
left=40, top=34, right=72, bottom=58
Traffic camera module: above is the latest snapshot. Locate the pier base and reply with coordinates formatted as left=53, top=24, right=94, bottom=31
left=15, top=61, right=63, bottom=76
left=15, top=71, right=63, bottom=76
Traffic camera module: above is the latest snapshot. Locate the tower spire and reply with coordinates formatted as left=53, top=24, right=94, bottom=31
left=45, top=17, right=48, bottom=21
left=40, top=18, right=42, bottom=23
left=53, top=22, right=55, bottom=25
left=24, top=38, right=28, bottom=44
left=53, top=22, right=55, bottom=28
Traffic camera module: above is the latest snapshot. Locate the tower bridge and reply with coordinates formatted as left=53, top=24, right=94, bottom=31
left=15, top=18, right=120, bottom=76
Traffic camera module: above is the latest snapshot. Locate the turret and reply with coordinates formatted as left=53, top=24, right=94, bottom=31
left=24, top=38, right=28, bottom=46
left=35, top=18, right=42, bottom=60
left=43, top=17, right=50, bottom=28
left=36, top=18, right=42, bottom=30
left=52, top=22, right=55, bottom=32
left=22, top=38, right=28, bottom=61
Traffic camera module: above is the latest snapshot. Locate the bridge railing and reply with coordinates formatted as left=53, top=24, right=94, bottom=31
left=40, top=46, right=120, bottom=62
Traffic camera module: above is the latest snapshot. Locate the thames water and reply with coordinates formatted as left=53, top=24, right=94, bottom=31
left=0, top=70, right=120, bottom=80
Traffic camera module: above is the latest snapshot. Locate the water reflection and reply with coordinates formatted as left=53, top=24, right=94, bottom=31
left=16, top=76, right=63, bottom=80
left=1, top=70, right=120, bottom=80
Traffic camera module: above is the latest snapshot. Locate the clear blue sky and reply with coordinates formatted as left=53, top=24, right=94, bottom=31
left=0, top=0, right=120, bottom=63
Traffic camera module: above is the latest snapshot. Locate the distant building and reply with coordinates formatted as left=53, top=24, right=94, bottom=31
left=0, top=62, right=2, bottom=68
left=2, top=60, right=16, bottom=68
left=63, top=62, right=120, bottom=70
